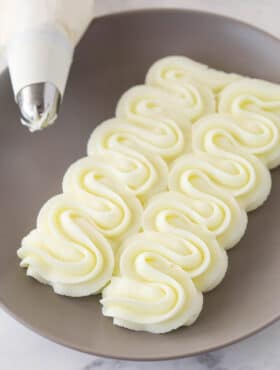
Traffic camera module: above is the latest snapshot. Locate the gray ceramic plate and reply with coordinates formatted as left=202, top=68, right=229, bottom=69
left=0, top=9, right=280, bottom=361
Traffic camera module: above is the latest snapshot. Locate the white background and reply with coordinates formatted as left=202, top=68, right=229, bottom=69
left=1, top=1, right=280, bottom=369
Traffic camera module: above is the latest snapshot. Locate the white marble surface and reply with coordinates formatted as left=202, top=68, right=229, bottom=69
left=1, top=1, right=280, bottom=369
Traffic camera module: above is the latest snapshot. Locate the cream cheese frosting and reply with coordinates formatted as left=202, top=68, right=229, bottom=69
left=87, top=118, right=168, bottom=204
left=101, top=232, right=203, bottom=333
left=146, top=56, right=240, bottom=96
left=218, top=79, right=280, bottom=168
left=140, top=220, right=228, bottom=292
left=170, top=152, right=271, bottom=212
left=144, top=191, right=247, bottom=250
left=18, top=155, right=143, bottom=296
left=116, top=85, right=191, bottom=162
left=146, top=56, right=216, bottom=122
left=191, top=117, right=272, bottom=211
left=62, top=155, right=143, bottom=244
left=193, top=113, right=280, bottom=168
left=18, top=194, right=115, bottom=297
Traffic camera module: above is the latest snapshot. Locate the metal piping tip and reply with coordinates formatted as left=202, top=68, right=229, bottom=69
left=16, top=82, right=61, bottom=132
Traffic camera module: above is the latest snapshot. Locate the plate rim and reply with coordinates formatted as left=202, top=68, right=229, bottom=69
left=1, top=8, right=280, bottom=361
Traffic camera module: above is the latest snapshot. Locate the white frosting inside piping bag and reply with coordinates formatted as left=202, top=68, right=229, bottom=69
left=7, top=26, right=73, bottom=97
left=1, top=0, right=95, bottom=97
left=0, top=0, right=95, bottom=45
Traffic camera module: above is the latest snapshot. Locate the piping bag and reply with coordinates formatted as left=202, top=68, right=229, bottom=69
left=0, top=0, right=95, bottom=132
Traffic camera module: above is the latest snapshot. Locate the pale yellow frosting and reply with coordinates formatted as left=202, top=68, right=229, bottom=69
left=101, top=232, right=203, bottom=333
left=18, top=155, right=143, bottom=296
left=62, top=156, right=143, bottom=244
left=87, top=118, right=168, bottom=204
left=191, top=116, right=272, bottom=211
left=141, top=216, right=228, bottom=292
left=146, top=56, right=240, bottom=94
left=18, top=194, right=114, bottom=297
left=144, top=191, right=247, bottom=250
left=116, top=85, right=191, bottom=162
left=146, top=56, right=216, bottom=122
left=218, top=79, right=280, bottom=168
left=170, top=151, right=271, bottom=212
